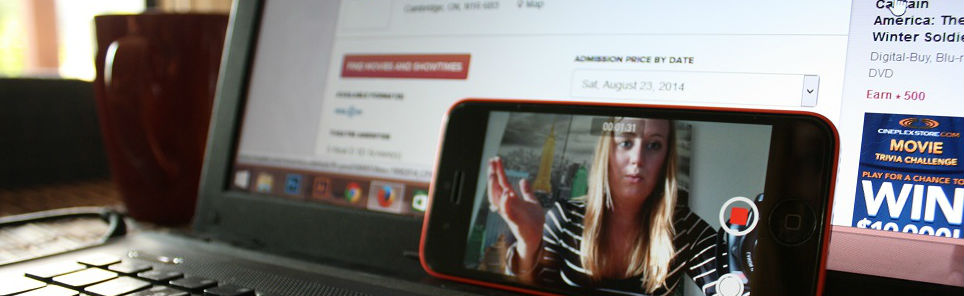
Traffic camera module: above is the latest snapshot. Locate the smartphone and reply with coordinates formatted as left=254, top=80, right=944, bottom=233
left=420, top=99, right=839, bottom=296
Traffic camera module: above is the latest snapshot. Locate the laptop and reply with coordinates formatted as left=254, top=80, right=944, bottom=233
left=3, top=0, right=963, bottom=295
left=0, top=1, right=464, bottom=295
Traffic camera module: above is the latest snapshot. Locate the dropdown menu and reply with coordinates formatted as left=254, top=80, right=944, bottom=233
left=571, top=70, right=822, bottom=108
left=801, top=75, right=820, bottom=107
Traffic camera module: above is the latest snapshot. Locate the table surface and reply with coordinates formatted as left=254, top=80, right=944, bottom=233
left=0, top=180, right=121, bottom=217
left=0, top=180, right=122, bottom=264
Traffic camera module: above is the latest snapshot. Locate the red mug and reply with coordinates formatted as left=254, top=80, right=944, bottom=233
left=93, top=13, right=228, bottom=225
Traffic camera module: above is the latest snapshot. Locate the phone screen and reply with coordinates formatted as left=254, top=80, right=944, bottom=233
left=464, top=111, right=775, bottom=295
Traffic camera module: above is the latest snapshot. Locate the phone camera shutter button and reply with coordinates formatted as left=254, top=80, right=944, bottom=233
left=716, top=273, right=744, bottom=296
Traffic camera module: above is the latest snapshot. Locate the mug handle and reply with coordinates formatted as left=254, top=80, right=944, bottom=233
left=103, top=34, right=180, bottom=181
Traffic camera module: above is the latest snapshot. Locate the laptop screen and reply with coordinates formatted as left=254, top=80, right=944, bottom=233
left=222, top=0, right=963, bottom=288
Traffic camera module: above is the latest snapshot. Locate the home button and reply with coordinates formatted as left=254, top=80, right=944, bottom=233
left=769, top=200, right=816, bottom=246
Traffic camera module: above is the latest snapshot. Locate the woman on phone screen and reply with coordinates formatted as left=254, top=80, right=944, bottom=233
left=488, top=117, right=730, bottom=295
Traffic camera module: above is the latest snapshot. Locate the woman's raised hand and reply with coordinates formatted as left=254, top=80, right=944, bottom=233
left=487, top=157, right=546, bottom=269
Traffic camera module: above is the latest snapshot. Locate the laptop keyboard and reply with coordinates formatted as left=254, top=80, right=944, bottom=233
left=2, top=253, right=256, bottom=296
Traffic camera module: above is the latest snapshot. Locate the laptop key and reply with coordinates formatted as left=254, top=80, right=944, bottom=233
left=84, top=277, right=151, bottom=296
left=52, top=268, right=118, bottom=288
left=136, top=270, right=183, bottom=283
left=203, top=285, right=254, bottom=296
left=25, top=262, right=87, bottom=280
left=77, top=254, right=122, bottom=267
left=127, top=286, right=188, bottom=296
left=106, top=261, right=152, bottom=275
left=169, top=277, right=217, bottom=292
left=0, top=276, right=46, bottom=296
left=15, top=285, right=79, bottom=296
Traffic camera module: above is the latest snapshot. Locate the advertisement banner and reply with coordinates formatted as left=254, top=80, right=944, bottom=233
left=853, top=113, right=964, bottom=239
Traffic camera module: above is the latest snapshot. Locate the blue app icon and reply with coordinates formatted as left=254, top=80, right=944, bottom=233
left=285, top=174, right=303, bottom=195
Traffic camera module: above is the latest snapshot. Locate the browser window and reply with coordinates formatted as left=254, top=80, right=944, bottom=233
left=229, top=0, right=963, bottom=289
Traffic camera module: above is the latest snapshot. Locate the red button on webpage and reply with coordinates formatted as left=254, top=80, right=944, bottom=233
left=341, top=54, right=471, bottom=79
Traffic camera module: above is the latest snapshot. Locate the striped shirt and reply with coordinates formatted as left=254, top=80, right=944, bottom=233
left=508, top=199, right=734, bottom=296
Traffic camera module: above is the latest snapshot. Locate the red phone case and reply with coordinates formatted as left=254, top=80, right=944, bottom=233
left=419, top=98, right=839, bottom=296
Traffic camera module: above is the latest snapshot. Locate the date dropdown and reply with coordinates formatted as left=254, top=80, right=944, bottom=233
left=801, top=75, right=820, bottom=107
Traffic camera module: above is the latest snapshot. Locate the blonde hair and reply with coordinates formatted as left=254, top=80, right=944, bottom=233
left=579, top=119, right=677, bottom=293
